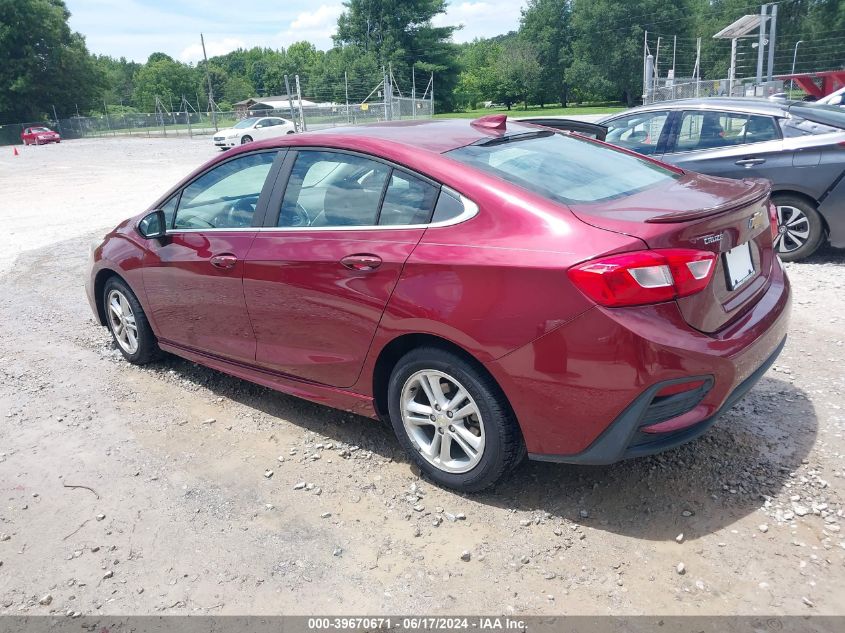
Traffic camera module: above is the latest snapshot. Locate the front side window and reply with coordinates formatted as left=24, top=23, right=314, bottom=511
left=173, top=152, right=276, bottom=230
left=234, top=117, right=259, bottom=129
left=604, top=111, right=669, bottom=155
left=279, top=151, right=390, bottom=227
left=447, top=131, right=678, bottom=204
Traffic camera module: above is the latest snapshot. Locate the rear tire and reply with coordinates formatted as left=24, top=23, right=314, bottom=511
left=387, top=347, right=524, bottom=492
left=102, top=277, right=159, bottom=365
left=772, top=194, right=825, bottom=262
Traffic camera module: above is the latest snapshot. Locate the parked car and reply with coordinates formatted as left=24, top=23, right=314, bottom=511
left=87, top=116, right=790, bottom=491
left=21, top=126, right=61, bottom=145
left=817, top=86, right=845, bottom=107
left=590, top=98, right=845, bottom=260
left=212, top=116, right=295, bottom=149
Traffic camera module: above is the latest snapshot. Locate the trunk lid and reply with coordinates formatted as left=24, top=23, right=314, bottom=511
left=568, top=172, right=774, bottom=333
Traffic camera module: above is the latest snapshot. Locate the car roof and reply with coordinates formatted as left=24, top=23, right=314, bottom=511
left=607, top=97, right=791, bottom=118
left=291, top=118, right=544, bottom=153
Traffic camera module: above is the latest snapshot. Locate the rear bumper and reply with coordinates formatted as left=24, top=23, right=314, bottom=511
left=528, top=336, right=785, bottom=464
left=486, top=257, right=791, bottom=461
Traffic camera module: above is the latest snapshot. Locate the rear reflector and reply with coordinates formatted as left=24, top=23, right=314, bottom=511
left=768, top=200, right=779, bottom=241
left=568, top=249, right=717, bottom=307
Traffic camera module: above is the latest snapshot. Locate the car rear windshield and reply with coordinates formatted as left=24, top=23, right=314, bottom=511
left=446, top=131, right=679, bottom=204
left=787, top=104, right=845, bottom=131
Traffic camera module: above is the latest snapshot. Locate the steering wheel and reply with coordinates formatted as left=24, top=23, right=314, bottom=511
left=278, top=202, right=310, bottom=228
left=217, top=196, right=258, bottom=228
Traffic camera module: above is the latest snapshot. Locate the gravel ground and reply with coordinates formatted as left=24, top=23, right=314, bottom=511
left=0, top=137, right=843, bottom=616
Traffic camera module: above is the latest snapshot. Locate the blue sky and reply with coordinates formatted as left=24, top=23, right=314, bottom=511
left=65, top=0, right=526, bottom=63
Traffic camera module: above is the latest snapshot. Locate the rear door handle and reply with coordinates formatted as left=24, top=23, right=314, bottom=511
left=210, top=254, right=238, bottom=270
left=340, top=254, right=382, bottom=271
left=735, top=157, right=766, bottom=167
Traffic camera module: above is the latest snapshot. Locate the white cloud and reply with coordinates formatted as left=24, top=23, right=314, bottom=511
left=280, top=4, right=343, bottom=49
left=434, top=1, right=526, bottom=43
left=179, top=37, right=247, bottom=63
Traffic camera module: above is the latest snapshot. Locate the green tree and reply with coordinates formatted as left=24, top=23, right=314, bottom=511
left=334, top=0, right=460, bottom=111
left=568, top=0, right=695, bottom=105
left=132, top=53, right=195, bottom=111
left=0, top=0, right=104, bottom=121
left=494, top=40, right=542, bottom=109
left=519, top=0, right=572, bottom=107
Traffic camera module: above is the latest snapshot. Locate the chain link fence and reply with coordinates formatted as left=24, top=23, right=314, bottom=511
left=645, top=77, right=787, bottom=104
left=0, top=96, right=433, bottom=146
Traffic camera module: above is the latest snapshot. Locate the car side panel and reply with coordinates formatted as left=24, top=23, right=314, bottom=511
left=818, top=172, right=845, bottom=248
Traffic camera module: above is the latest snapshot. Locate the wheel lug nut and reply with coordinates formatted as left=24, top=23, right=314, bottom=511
left=447, top=411, right=453, bottom=418
left=449, top=425, right=455, bottom=432
left=429, top=415, right=437, bottom=422
left=434, top=405, right=441, bottom=411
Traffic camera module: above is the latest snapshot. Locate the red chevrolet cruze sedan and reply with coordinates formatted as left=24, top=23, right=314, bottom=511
left=86, top=116, right=791, bottom=491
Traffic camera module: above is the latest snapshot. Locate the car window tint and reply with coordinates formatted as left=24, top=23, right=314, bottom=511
left=379, top=171, right=438, bottom=225
left=280, top=151, right=390, bottom=227
left=675, top=111, right=750, bottom=151
left=604, top=111, right=669, bottom=155
left=781, top=115, right=841, bottom=136
left=174, top=152, right=275, bottom=230
left=431, top=190, right=465, bottom=223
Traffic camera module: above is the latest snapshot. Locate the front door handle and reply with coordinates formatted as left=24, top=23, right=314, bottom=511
left=340, top=254, right=382, bottom=271
left=735, top=157, right=766, bottom=167
left=210, top=254, right=238, bottom=270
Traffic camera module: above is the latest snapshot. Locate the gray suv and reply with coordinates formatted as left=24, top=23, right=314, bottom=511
left=598, top=98, right=845, bottom=261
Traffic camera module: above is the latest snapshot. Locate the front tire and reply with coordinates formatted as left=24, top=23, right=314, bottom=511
left=240, top=135, right=253, bottom=144
left=103, top=277, right=158, bottom=364
left=387, top=347, right=524, bottom=492
left=772, top=194, right=825, bottom=261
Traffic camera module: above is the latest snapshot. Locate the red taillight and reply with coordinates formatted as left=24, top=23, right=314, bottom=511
left=567, top=249, right=717, bottom=308
left=768, top=200, right=779, bottom=241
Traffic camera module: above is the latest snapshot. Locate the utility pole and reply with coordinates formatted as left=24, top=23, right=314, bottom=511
left=431, top=72, right=434, bottom=116
left=790, top=40, right=804, bottom=94
left=345, top=71, right=350, bottom=124
left=756, top=4, right=768, bottom=86
left=767, top=3, right=778, bottom=82
left=295, top=74, right=306, bottom=131
left=412, top=66, right=416, bottom=120
left=201, top=33, right=217, bottom=131
left=52, top=105, right=62, bottom=136
left=284, top=75, right=298, bottom=131
left=671, top=35, right=677, bottom=99
left=694, top=37, right=701, bottom=97
left=653, top=37, right=661, bottom=97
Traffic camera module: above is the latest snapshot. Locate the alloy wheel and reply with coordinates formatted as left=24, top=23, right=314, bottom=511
left=774, top=205, right=811, bottom=254
left=107, top=289, right=139, bottom=354
left=400, top=370, right=485, bottom=474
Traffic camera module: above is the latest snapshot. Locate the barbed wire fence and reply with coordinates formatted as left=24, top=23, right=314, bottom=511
left=0, top=68, right=434, bottom=146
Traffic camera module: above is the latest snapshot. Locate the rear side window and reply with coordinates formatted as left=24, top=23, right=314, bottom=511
left=781, top=115, right=843, bottom=137
left=280, top=151, right=390, bottom=227
left=379, top=171, right=438, bottom=225
left=675, top=111, right=778, bottom=151
left=447, top=131, right=678, bottom=204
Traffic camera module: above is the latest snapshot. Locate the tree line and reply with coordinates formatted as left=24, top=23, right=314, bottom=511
left=2, top=0, right=844, bottom=124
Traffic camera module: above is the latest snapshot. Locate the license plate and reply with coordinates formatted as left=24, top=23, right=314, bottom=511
left=723, top=242, right=755, bottom=290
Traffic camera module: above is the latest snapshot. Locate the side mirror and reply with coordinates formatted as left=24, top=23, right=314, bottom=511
left=137, top=209, right=167, bottom=239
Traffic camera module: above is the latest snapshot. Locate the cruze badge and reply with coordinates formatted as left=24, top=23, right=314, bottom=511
left=700, top=233, right=723, bottom=245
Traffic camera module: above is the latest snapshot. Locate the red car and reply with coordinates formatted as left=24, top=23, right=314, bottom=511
left=86, top=115, right=790, bottom=491
left=21, top=126, right=61, bottom=145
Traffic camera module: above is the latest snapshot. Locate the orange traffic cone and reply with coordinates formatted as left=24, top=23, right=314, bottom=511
left=13, top=147, right=19, bottom=156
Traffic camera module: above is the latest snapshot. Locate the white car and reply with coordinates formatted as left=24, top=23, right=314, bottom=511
left=818, top=86, right=845, bottom=107
left=212, top=116, right=295, bottom=149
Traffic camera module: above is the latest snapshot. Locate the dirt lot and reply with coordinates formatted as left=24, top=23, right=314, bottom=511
left=0, top=137, right=843, bottom=616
